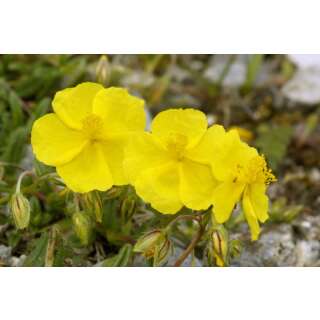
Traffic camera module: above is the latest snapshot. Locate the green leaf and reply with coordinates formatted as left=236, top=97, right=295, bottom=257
left=8, top=91, right=24, bottom=128
left=242, top=54, right=263, bottom=93
left=255, top=124, right=293, bottom=171
left=98, top=244, right=133, bottom=267
left=23, top=232, right=49, bottom=267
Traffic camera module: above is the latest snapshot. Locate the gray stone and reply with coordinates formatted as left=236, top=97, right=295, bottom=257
left=232, top=224, right=296, bottom=267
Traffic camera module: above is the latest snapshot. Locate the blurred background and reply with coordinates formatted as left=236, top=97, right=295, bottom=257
left=0, top=54, right=319, bottom=266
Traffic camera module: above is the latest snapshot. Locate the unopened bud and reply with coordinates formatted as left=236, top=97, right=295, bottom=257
left=120, top=195, right=137, bottom=223
left=82, top=191, right=103, bottom=223
left=134, top=230, right=164, bottom=257
left=105, top=186, right=123, bottom=200
left=96, top=55, right=110, bottom=86
left=153, top=237, right=173, bottom=267
left=134, top=230, right=173, bottom=266
left=211, top=227, right=229, bottom=267
left=10, top=192, right=31, bottom=229
left=72, top=211, right=92, bottom=246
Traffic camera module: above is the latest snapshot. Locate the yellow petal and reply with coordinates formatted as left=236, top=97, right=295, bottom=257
left=213, top=133, right=258, bottom=181
left=185, top=124, right=227, bottom=164
left=93, top=87, right=146, bottom=134
left=242, top=187, right=262, bottom=241
left=99, top=135, right=130, bottom=186
left=249, top=183, right=269, bottom=223
left=134, top=162, right=183, bottom=214
left=57, top=142, right=113, bottom=193
left=123, top=132, right=169, bottom=183
left=151, top=109, right=207, bottom=149
left=212, top=181, right=244, bottom=223
left=31, top=113, right=87, bottom=166
left=52, top=82, right=103, bottom=130
left=179, top=159, right=218, bottom=210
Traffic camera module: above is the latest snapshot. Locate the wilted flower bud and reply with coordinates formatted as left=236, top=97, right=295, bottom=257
left=72, top=211, right=92, bottom=246
left=82, top=191, right=103, bottom=223
left=10, top=192, right=31, bottom=229
left=96, top=55, right=110, bottom=86
left=120, top=195, right=137, bottom=223
left=210, top=227, right=229, bottom=267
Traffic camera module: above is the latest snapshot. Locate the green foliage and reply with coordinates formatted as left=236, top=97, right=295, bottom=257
left=23, top=232, right=49, bottom=267
left=255, top=124, right=293, bottom=171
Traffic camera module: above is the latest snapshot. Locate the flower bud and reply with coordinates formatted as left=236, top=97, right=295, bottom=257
left=10, top=192, right=30, bottom=229
left=153, top=237, right=173, bottom=267
left=82, top=191, right=103, bottom=223
left=105, top=186, right=123, bottom=200
left=210, top=227, right=229, bottom=267
left=134, top=230, right=173, bottom=266
left=96, top=55, right=110, bottom=86
left=72, top=211, right=92, bottom=246
left=134, top=230, right=164, bottom=257
left=120, top=195, right=137, bottom=223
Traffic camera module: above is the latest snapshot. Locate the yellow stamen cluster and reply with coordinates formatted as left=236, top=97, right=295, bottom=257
left=165, top=132, right=188, bottom=161
left=234, top=155, right=276, bottom=185
left=82, top=114, right=104, bottom=141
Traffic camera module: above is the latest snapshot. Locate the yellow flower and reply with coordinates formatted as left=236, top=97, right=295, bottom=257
left=211, top=133, right=276, bottom=240
left=31, top=82, right=145, bottom=193
left=124, top=108, right=234, bottom=214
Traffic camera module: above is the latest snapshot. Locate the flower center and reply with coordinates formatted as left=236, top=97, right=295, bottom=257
left=233, top=155, right=276, bottom=185
left=82, top=114, right=104, bottom=141
left=165, top=132, right=188, bottom=161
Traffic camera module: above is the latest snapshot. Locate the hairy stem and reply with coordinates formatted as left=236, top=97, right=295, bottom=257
left=174, top=218, right=205, bottom=267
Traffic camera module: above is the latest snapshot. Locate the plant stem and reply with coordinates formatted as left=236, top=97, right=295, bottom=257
left=16, top=170, right=34, bottom=193
left=174, top=218, right=205, bottom=267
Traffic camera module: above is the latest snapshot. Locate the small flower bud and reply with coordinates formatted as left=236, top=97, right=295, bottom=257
left=134, top=230, right=173, bottom=266
left=120, top=195, right=137, bottom=223
left=96, top=55, right=110, bottom=86
left=210, top=227, right=229, bottom=267
left=10, top=192, right=31, bottom=229
left=134, top=230, right=164, bottom=257
left=153, top=237, right=173, bottom=267
left=105, top=186, right=123, bottom=200
left=82, top=191, right=103, bottom=223
left=72, top=211, right=92, bottom=246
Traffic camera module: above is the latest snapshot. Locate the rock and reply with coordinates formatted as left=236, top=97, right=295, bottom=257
left=232, top=224, right=296, bottom=266
left=121, top=71, right=155, bottom=89
left=204, top=55, right=248, bottom=87
left=0, top=245, right=12, bottom=264
left=0, top=245, right=27, bottom=267
left=282, top=68, right=320, bottom=105
left=288, top=54, right=320, bottom=69
left=295, top=240, right=320, bottom=266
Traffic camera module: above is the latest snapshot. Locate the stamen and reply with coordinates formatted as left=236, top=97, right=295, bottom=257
left=232, top=155, right=276, bottom=185
left=166, top=132, right=188, bottom=161
left=82, top=114, right=104, bottom=141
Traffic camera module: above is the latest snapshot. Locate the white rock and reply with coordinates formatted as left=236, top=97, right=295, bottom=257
left=204, top=55, right=249, bottom=88
left=282, top=68, right=320, bottom=105
left=288, top=54, right=320, bottom=69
